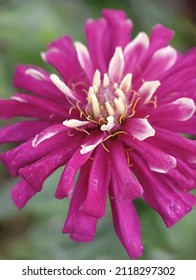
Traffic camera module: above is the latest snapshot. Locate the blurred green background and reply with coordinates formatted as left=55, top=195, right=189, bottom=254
left=0, top=0, right=196, bottom=260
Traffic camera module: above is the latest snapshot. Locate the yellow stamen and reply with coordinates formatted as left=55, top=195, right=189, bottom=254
left=102, top=130, right=127, bottom=142
left=101, top=142, right=110, bottom=153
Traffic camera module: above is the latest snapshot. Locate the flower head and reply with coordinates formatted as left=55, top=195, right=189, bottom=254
left=0, top=9, right=196, bottom=258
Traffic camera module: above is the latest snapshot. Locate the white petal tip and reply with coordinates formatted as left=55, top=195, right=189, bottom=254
left=25, top=69, right=45, bottom=80
left=63, top=119, right=90, bottom=128
left=100, top=116, right=115, bottom=131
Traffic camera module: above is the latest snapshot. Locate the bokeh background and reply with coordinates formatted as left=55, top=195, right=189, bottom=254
left=0, top=0, right=196, bottom=260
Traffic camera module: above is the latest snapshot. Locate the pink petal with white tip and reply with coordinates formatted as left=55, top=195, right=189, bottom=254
left=108, top=47, right=124, bottom=82
left=123, top=118, right=155, bottom=141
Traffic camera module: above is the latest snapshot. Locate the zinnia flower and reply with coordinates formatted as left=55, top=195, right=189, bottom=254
left=0, top=9, right=196, bottom=258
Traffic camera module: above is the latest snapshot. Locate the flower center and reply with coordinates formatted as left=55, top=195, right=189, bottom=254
left=86, top=70, right=133, bottom=131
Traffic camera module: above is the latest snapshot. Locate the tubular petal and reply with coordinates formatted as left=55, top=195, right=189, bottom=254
left=120, top=135, right=177, bottom=174
left=109, top=174, right=144, bottom=259
left=19, top=145, right=75, bottom=191
left=80, top=145, right=111, bottom=218
left=11, top=180, right=37, bottom=209
left=109, top=140, right=143, bottom=201
left=13, top=65, right=68, bottom=103
left=12, top=92, right=68, bottom=119
left=55, top=133, right=103, bottom=198
left=166, top=159, right=196, bottom=191
left=0, top=120, right=52, bottom=143
left=0, top=127, right=81, bottom=176
left=0, top=99, right=63, bottom=121
left=132, top=152, right=193, bottom=227
left=63, top=163, right=97, bottom=239
left=149, top=127, right=196, bottom=163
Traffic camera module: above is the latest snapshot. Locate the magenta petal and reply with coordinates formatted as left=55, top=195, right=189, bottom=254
left=85, top=18, right=108, bottom=73
left=123, top=118, right=155, bottom=141
left=149, top=127, right=196, bottom=163
left=0, top=120, right=52, bottom=143
left=0, top=99, right=62, bottom=121
left=160, top=175, right=196, bottom=207
left=166, top=160, right=196, bottom=191
left=13, top=64, right=68, bottom=103
left=120, top=135, right=176, bottom=174
left=55, top=132, right=103, bottom=198
left=0, top=125, right=76, bottom=176
left=44, top=36, right=88, bottom=92
left=55, top=145, right=92, bottom=198
left=102, top=9, right=132, bottom=54
left=109, top=139, right=143, bottom=201
left=11, top=179, right=36, bottom=209
left=154, top=116, right=196, bottom=135
left=70, top=233, right=94, bottom=242
left=124, top=32, right=149, bottom=75
left=149, top=24, right=175, bottom=53
left=12, top=92, right=68, bottom=119
left=63, top=163, right=97, bottom=240
left=157, top=67, right=196, bottom=100
left=18, top=146, right=72, bottom=191
left=80, top=145, right=111, bottom=218
left=142, top=46, right=177, bottom=80
left=109, top=174, right=144, bottom=259
left=150, top=98, right=195, bottom=122
left=132, top=152, right=193, bottom=227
